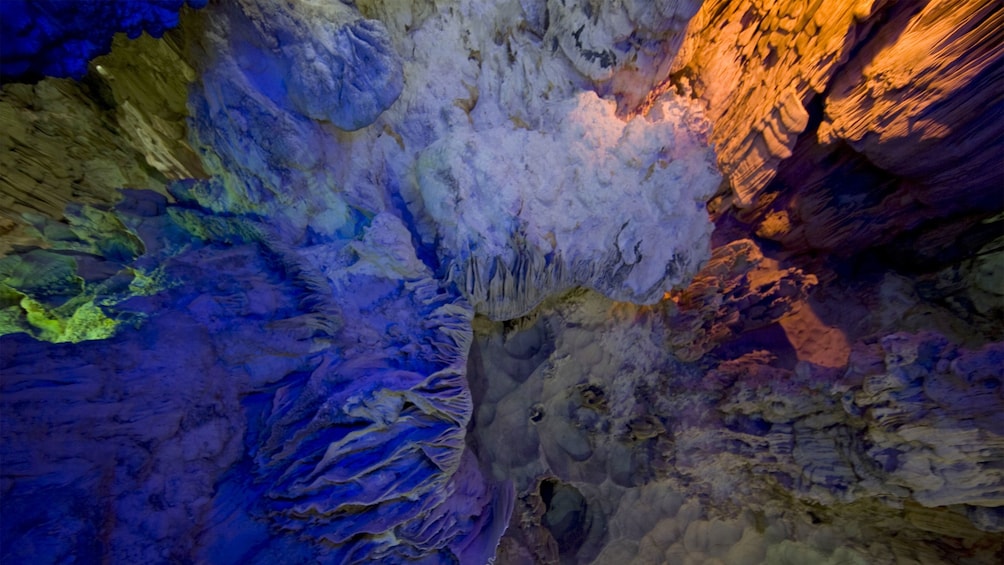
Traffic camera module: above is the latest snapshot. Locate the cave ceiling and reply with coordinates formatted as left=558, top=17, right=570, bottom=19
left=1, top=1, right=1002, bottom=564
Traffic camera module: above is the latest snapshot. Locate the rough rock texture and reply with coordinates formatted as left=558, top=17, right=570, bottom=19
left=671, top=0, right=873, bottom=207
left=1, top=191, right=508, bottom=563
left=472, top=291, right=1003, bottom=565
left=418, top=91, right=719, bottom=319
left=541, top=0, right=702, bottom=111
left=0, top=79, right=167, bottom=249
left=662, top=238, right=817, bottom=361
left=819, top=1, right=1003, bottom=206
left=201, top=0, right=403, bottom=132
left=0, top=29, right=205, bottom=254
left=841, top=333, right=1004, bottom=509
left=90, top=33, right=206, bottom=182
left=2, top=194, right=295, bottom=563
left=675, top=0, right=1003, bottom=261
left=2, top=0, right=1002, bottom=564
left=183, top=0, right=403, bottom=242
left=233, top=213, right=487, bottom=561
left=461, top=3, right=1003, bottom=560
left=183, top=0, right=719, bottom=311
left=676, top=0, right=1003, bottom=224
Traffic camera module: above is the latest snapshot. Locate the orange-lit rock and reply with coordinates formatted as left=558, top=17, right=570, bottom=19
left=778, top=303, right=850, bottom=368
left=673, top=0, right=881, bottom=207
left=662, top=238, right=817, bottom=361
left=820, top=0, right=1003, bottom=203
left=675, top=0, right=1002, bottom=226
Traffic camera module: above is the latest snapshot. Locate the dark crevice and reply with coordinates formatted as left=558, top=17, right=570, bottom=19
left=539, top=478, right=588, bottom=560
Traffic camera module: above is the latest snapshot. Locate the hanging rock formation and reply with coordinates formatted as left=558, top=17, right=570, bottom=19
left=417, top=90, right=719, bottom=319
left=1, top=0, right=1002, bottom=564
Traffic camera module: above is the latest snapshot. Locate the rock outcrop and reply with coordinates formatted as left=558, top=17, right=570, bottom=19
left=675, top=0, right=1003, bottom=262
left=472, top=291, right=1003, bottom=564
left=1, top=190, right=509, bottom=563
left=0, top=31, right=205, bottom=254
left=662, top=238, right=817, bottom=361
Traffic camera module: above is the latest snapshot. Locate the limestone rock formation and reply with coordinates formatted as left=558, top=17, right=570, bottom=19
left=182, top=0, right=721, bottom=312
left=183, top=0, right=404, bottom=242
left=675, top=0, right=1003, bottom=262
left=542, top=0, right=702, bottom=110
left=662, top=238, right=817, bottom=361
left=473, top=290, right=1003, bottom=564
left=417, top=90, right=719, bottom=319
left=1, top=0, right=1002, bottom=564
left=672, top=0, right=872, bottom=207
left=819, top=1, right=1003, bottom=205
left=0, top=30, right=205, bottom=254
left=203, top=0, right=403, bottom=132
left=0, top=79, right=169, bottom=249
left=1, top=189, right=508, bottom=563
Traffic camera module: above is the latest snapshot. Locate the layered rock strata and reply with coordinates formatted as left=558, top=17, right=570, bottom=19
left=0, top=31, right=205, bottom=254
left=674, top=0, right=1003, bottom=262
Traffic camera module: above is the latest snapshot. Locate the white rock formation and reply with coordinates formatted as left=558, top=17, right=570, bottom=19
left=415, top=91, right=720, bottom=319
left=186, top=0, right=404, bottom=242
left=183, top=0, right=720, bottom=320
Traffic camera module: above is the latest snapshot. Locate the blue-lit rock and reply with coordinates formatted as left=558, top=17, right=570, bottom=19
left=205, top=0, right=403, bottom=131
left=1, top=193, right=510, bottom=563
left=0, top=0, right=205, bottom=81
left=184, top=0, right=403, bottom=243
left=1, top=197, right=275, bottom=563
left=240, top=216, right=478, bottom=554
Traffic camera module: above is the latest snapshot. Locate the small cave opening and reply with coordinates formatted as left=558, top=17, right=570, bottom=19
left=539, top=478, right=589, bottom=559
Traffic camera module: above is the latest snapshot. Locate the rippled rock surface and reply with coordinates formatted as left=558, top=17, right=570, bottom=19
left=1, top=192, right=509, bottom=563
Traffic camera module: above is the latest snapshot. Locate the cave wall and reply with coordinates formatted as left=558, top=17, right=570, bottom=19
left=483, top=0, right=1004, bottom=561
left=672, top=0, right=1003, bottom=333
left=0, top=28, right=205, bottom=254
left=1, top=1, right=1002, bottom=564
left=675, top=0, right=1003, bottom=218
